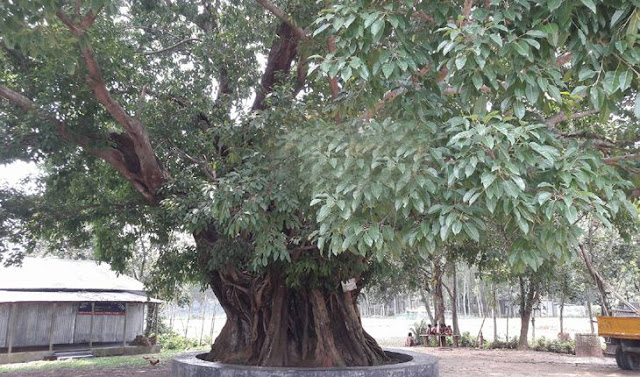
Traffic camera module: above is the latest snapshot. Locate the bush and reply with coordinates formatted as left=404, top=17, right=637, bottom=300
left=488, top=336, right=518, bottom=350
left=157, top=330, right=206, bottom=350
left=533, top=337, right=574, bottom=354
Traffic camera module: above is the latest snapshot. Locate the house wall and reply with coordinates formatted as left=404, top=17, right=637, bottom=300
left=0, top=302, right=144, bottom=348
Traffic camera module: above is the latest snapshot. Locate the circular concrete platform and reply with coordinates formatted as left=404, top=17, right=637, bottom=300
left=172, top=349, right=438, bottom=377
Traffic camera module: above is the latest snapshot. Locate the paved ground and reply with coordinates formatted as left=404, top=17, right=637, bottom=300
left=1, top=348, right=635, bottom=377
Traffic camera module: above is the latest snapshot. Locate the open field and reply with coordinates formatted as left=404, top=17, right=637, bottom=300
left=364, top=316, right=596, bottom=346
left=166, top=314, right=597, bottom=346
left=0, top=315, right=617, bottom=377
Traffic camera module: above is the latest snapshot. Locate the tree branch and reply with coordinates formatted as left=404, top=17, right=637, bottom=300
left=603, top=153, right=640, bottom=164
left=252, top=22, right=300, bottom=111
left=0, top=85, right=159, bottom=203
left=545, top=110, right=597, bottom=128
left=255, top=0, right=308, bottom=39
left=141, top=38, right=202, bottom=56
left=0, top=86, right=33, bottom=109
left=55, top=9, right=168, bottom=202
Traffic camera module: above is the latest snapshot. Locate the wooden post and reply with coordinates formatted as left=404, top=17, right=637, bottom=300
left=122, top=303, right=128, bottom=347
left=49, top=303, right=57, bottom=351
left=89, top=302, right=95, bottom=348
left=7, top=303, right=16, bottom=354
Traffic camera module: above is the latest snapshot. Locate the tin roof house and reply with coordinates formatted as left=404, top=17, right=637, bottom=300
left=0, top=258, right=161, bottom=364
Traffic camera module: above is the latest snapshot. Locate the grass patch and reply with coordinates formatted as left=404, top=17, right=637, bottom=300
left=0, top=347, right=207, bottom=374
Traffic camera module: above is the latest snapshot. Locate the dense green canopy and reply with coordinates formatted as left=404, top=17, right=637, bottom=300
left=0, top=0, right=639, bottom=367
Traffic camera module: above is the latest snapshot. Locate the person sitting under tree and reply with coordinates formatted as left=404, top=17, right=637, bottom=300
left=405, top=332, right=415, bottom=347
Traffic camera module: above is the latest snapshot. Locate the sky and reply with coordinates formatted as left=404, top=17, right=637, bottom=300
left=0, top=161, right=41, bottom=189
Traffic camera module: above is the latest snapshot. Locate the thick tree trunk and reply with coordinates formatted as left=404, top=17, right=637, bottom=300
left=196, top=227, right=387, bottom=367
left=203, top=268, right=387, bottom=367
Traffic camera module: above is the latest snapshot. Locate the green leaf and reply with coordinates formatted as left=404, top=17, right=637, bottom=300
left=537, top=192, right=552, bottom=205
left=381, top=63, right=395, bottom=78
left=313, top=23, right=331, bottom=37
left=481, top=172, right=496, bottom=189
left=472, top=73, right=483, bottom=90
left=526, top=30, right=547, bottom=38
left=547, top=0, right=562, bottom=11
left=525, top=84, right=540, bottom=103
left=455, top=55, right=467, bottom=70
left=589, top=87, right=604, bottom=110
left=317, top=205, right=331, bottom=222
left=516, top=216, right=530, bottom=234
left=513, top=101, right=525, bottom=119
left=618, top=69, right=633, bottom=92
left=463, top=223, right=480, bottom=242
left=371, top=18, right=385, bottom=37
left=579, top=0, right=597, bottom=13
left=489, top=34, right=503, bottom=47
left=578, top=68, right=596, bottom=81
left=635, top=96, right=640, bottom=118
left=513, top=40, right=530, bottom=57
left=611, top=9, right=626, bottom=26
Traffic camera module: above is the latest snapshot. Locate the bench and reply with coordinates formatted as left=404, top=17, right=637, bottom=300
left=419, top=334, right=460, bottom=347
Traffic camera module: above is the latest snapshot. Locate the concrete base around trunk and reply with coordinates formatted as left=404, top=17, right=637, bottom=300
left=0, top=345, right=160, bottom=365
left=172, top=349, right=439, bottom=377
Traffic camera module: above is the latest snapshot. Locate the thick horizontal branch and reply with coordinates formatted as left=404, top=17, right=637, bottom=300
left=0, top=86, right=33, bottom=110
left=255, top=0, right=308, bottom=39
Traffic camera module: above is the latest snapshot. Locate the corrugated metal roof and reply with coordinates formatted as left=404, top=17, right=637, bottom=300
left=0, top=290, right=161, bottom=303
left=0, top=258, right=144, bottom=291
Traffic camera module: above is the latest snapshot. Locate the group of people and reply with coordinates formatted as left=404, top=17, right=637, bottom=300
left=405, top=323, right=454, bottom=347
left=428, top=323, right=453, bottom=336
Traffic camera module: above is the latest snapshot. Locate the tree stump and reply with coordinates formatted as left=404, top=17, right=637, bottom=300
left=575, top=333, right=603, bottom=357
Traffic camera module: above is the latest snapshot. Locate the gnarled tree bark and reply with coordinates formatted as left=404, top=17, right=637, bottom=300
left=194, top=230, right=388, bottom=367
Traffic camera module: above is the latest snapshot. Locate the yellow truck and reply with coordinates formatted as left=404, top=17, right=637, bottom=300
left=597, top=316, right=640, bottom=370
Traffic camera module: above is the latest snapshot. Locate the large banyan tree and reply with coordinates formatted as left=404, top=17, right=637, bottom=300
left=1, top=0, right=638, bottom=367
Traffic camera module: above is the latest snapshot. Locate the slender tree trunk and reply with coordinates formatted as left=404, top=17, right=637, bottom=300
left=559, top=293, right=565, bottom=335
left=517, top=276, right=539, bottom=349
left=199, top=298, right=207, bottom=346
left=492, top=282, right=497, bottom=342
left=463, top=275, right=468, bottom=317
left=476, top=279, right=483, bottom=317
left=184, top=301, right=193, bottom=339
left=419, top=288, right=435, bottom=324
left=578, top=243, right=610, bottom=316
left=432, top=261, right=446, bottom=325
left=451, top=263, right=459, bottom=336
left=586, top=293, right=595, bottom=334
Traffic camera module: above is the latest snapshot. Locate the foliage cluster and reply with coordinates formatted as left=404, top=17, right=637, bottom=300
left=532, top=336, right=575, bottom=354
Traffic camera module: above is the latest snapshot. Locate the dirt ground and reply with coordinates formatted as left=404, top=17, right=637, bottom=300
left=2, top=348, right=635, bottom=377
left=413, top=347, right=635, bottom=377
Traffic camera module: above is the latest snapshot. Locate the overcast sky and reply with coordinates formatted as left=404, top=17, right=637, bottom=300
left=0, top=161, right=40, bottom=189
